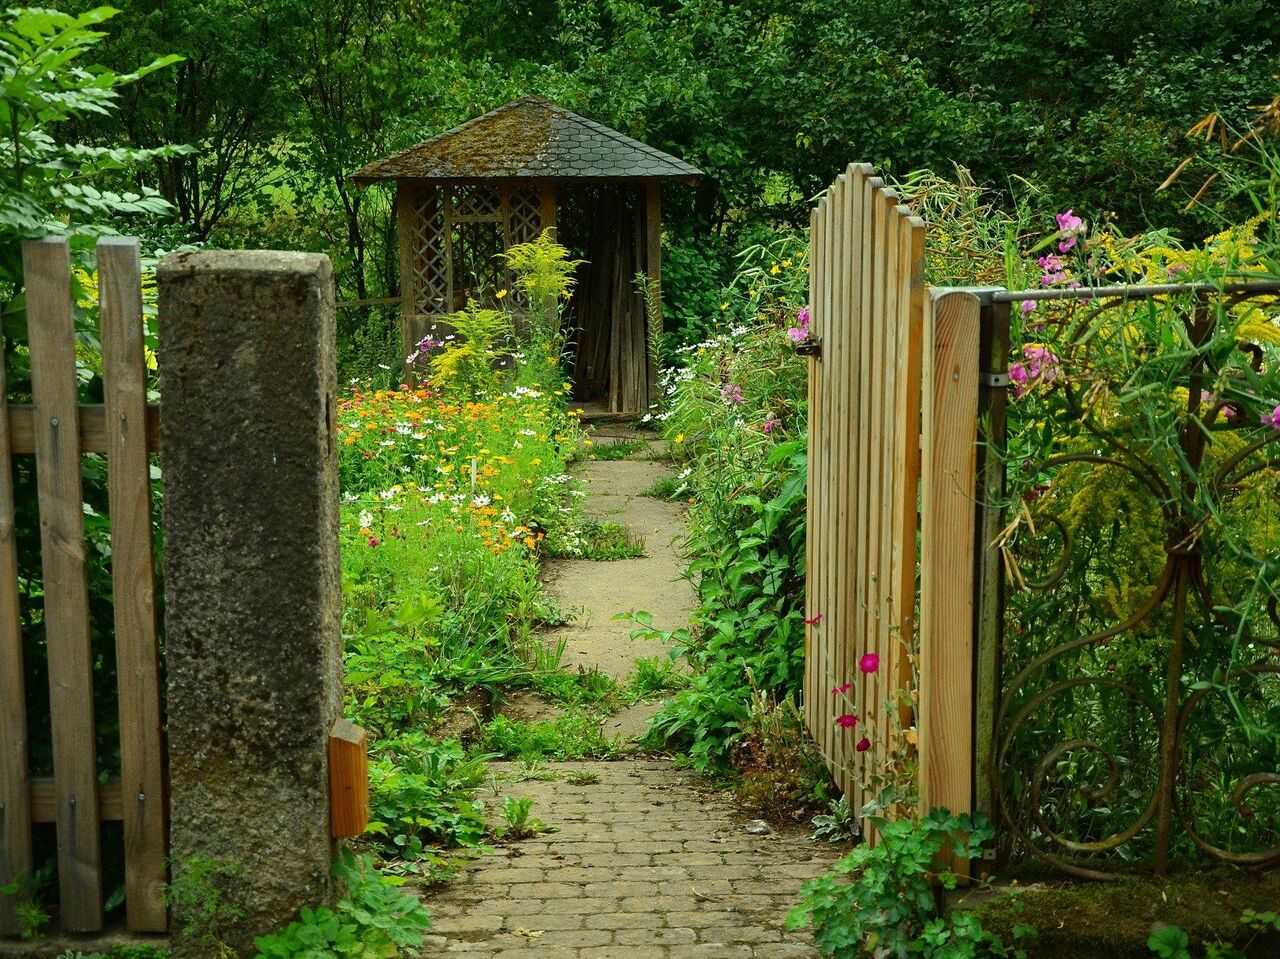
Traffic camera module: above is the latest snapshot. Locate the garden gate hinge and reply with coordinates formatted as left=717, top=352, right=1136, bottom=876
left=796, top=335, right=822, bottom=359
left=981, top=370, right=1010, bottom=388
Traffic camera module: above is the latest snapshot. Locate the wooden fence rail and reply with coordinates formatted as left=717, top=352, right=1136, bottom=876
left=805, top=167, right=982, bottom=860
left=0, top=237, right=166, bottom=934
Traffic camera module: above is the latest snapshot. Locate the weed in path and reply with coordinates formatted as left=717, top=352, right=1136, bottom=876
left=588, top=438, right=648, bottom=460
left=546, top=518, right=646, bottom=560
left=479, top=712, right=622, bottom=762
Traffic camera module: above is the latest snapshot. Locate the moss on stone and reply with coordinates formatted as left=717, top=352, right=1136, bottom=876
left=954, top=869, right=1280, bottom=958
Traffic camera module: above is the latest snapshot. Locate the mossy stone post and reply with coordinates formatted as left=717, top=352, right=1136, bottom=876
left=158, top=251, right=341, bottom=956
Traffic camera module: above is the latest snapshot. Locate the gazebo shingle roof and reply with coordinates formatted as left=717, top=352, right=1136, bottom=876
left=352, top=96, right=702, bottom=183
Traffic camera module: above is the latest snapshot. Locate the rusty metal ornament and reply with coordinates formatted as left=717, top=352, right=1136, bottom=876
left=993, top=287, right=1280, bottom=877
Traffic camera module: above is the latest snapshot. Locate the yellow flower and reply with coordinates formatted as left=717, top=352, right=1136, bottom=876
left=770, top=264, right=781, bottom=275
left=720, top=302, right=730, bottom=311
left=674, top=433, right=685, bottom=444
left=496, top=289, right=508, bottom=299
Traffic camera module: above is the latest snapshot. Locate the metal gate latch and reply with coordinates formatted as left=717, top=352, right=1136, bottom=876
left=796, top=335, right=822, bottom=359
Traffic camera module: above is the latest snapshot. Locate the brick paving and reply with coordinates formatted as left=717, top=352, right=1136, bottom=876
left=414, top=761, right=839, bottom=957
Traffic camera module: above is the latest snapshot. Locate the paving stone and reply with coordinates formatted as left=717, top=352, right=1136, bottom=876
left=415, top=760, right=842, bottom=956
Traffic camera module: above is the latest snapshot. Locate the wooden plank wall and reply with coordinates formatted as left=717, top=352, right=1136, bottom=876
left=803, top=165, right=934, bottom=843
left=0, top=237, right=167, bottom=935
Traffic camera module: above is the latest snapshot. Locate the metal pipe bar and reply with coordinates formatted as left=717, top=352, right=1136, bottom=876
left=992, top=280, right=1280, bottom=303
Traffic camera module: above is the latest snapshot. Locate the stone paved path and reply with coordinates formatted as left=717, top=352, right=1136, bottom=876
left=414, top=435, right=838, bottom=956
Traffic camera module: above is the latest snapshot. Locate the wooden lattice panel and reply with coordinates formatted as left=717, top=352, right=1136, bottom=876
left=449, top=183, right=501, bottom=220
left=507, top=185, right=543, bottom=246
left=411, top=187, right=446, bottom=315
left=448, top=220, right=505, bottom=306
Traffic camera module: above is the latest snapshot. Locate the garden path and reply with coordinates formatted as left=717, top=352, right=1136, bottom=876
left=415, top=433, right=838, bottom=958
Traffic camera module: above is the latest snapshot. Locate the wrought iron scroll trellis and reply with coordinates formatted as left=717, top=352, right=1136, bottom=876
left=977, top=280, right=1280, bottom=879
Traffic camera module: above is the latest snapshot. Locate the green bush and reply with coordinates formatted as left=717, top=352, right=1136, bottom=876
left=252, top=850, right=431, bottom=959
left=787, top=810, right=1032, bottom=958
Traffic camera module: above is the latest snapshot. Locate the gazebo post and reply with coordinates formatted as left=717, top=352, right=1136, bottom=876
left=395, top=183, right=416, bottom=370
left=644, top=181, right=662, bottom=408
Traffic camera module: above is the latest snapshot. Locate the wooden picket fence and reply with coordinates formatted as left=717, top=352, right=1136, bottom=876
left=0, top=237, right=167, bottom=934
left=804, top=165, right=982, bottom=858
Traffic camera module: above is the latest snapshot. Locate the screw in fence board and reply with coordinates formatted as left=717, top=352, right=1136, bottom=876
left=24, top=237, right=105, bottom=932
left=972, top=291, right=1010, bottom=840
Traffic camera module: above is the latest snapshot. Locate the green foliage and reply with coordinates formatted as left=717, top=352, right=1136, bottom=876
left=545, top=518, right=644, bottom=560
left=587, top=438, right=646, bottom=461
left=252, top=849, right=431, bottom=959
left=166, top=855, right=249, bottom=957
left=0, top=865, right=52, bottom=941
left=787, top=810, right=1031, bottom=959
left=479, top=712, right=621, bottom=762
left=55, top=949, right=169, bottom=959
left=1147, top=911, right=1280, bottom=959
left=500, top=228, right=584, bottom=338
left=429, top=304, right=514, bottom=400
left=494, top=796, right=551, bottom=840
left=366, top=734, right=491, bottom=864
left=625, top=656, right=689, bottom=701
left=0, top=6, right=184, bottom=250
left=810, top=797, right=859, bottom=845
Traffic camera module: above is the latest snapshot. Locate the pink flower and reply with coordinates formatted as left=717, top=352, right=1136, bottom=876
left=859, top=653, right=880, bottom=674
left=1056, top=210, right=1083, bottom=233
left=831, top=683, right=853, bottom=695
left=367, top=537, right=381, bottom=548
left=720, top=383, right=745, bottom=405
left=788, top=308, right=811, bottom=343
left=835, top=713, right=858, bottom=729
left=1020, top=300, right=1037, bottom=315
left=762, top=413, right=778, bottom=435
left=856, top=737, right=871, bottom=753
left=1261, top=405, right=1280, bottom=430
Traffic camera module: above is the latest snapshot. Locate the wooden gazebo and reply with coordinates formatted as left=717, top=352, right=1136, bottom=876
left=352, top=96, right=702, bottom=414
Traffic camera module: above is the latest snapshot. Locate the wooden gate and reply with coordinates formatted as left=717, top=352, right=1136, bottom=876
left=1, top=237, right=167, bottom=934
left=805, top=164, right=983, bottom=851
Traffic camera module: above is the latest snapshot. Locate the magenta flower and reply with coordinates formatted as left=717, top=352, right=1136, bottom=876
left=367, top=537, right=381, bottom=548
left=836, top=713, right=858, bottom=729
left=787, top=307, right=811, bottom=344
left=856, top=737, right=871, bottom=753
left=1261, top=405, right=1280, bottom=429
left=762, top=413, right=778, bottom=435
left=720, top=383, right=745, bottom=405
left=859, top=653, right=880, bottom=674
left=831, top=683, right=853, bottom=695
left=1056, top=210, right=1083, bottom=252
left=1020, top=300, right=1037, bottom=315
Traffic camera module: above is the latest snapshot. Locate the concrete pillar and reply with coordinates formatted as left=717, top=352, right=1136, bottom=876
left=157, top=251, right=341, bottom=956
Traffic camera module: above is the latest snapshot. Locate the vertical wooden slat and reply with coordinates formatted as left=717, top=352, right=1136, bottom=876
left=805, top=203, right=821, bottom=739
left=395, top=184, right=417, bottom=366
left=0, top=323, right=33, bottom=938
left=895, top=215, right=926, bottom=735
left=644, top=181, right=662, bottom=409
left=833, top=170, right=855, bottom=807
left=821, top=179, right=841, bottom=772
left=24, top=236, right=103, bottom=931
left=98, top=238, right=168, bottom=932
left=812, top=195, right=830, bottom=755
left=920, top=289, right=981, bottom=874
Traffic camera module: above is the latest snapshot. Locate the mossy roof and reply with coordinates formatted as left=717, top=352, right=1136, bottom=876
left=351, top=96, right=703, bottom=184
